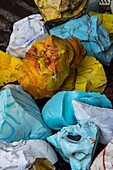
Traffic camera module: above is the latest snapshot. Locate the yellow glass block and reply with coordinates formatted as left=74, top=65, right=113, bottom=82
left=34, top=0, right=89, bottom=23
left=0, top=50, right=23, bottom=86
left=19, top=35, right=86, bottom=99
left=75, top=56, right=107, bottom=93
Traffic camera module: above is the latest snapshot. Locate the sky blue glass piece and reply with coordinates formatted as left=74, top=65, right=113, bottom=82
left=50, top=15, right=113, bottom=65
left=0, top=85, right=51, bottom=142
left=47, top=121, right=99, bottom=170
left=42, top=91, right=112, bottom=130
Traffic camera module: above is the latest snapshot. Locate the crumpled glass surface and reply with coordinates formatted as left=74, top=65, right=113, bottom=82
left=0, top=50, right=23, bottom=87
left=89, top=12, right=113, bottom=41
left=0, top=35, right=107, bottom=99
left=47, top=121, right=99, bottom=170
left=50, top=14, right=113, bottom=65
left=0, top=140, right=57, bottom=170
left=18, top=35, right=86, bottom=99
left=42, top=91, right=112, bottom=130
left=0, top=35, right=86, bottom=99
left=6, top=14, right=47, bottom=58
left=72, top=100, right=113, bottom=145
left=29, top=158, right=53, bottom=170
left=75, top=56, right=107, bottom=93
left=89, top=139, right=113, bottom=170
left=34, top=0, right=89, bottom=23
left=0, top=85, right=51, bottom=142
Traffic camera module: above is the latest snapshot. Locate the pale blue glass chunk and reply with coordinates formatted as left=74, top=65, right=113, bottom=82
left=47, top=121, right=99, bottom=170
left=0, top=85, right=51, bottom=142
left=42, top=91, right=112, bottom=130
left=50, top=15, right=113, bottom=65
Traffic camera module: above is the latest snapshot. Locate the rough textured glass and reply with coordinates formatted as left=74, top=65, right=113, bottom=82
left=42, top=91, right=112, bottom=130
left=19, top=35, right=86, bottom=99
left=47, top=122, right=99, bottom=170
left=73, top=100, right=113, bottom=144
left=90, top=139, right=113, bottom=170
left=0, top=140, right=57, bottom=169
left=6, top=14, right=47, bottom=58
left=50, top=15, right=113, bottom=65
left=34, top=0, right=89, bottom=23
left=0, top=85, right=51, bottom=142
